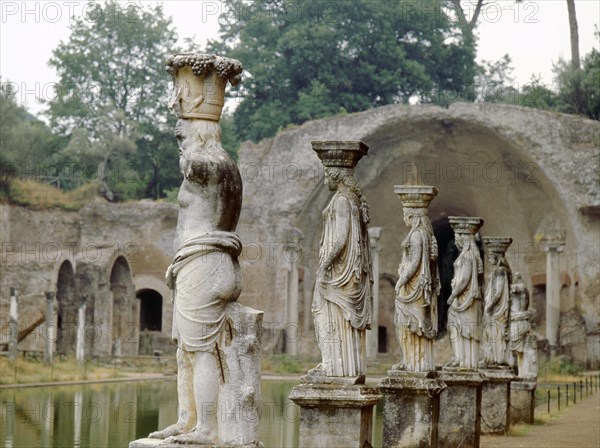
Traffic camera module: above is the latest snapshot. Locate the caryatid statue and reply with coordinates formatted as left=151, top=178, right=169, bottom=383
left=309, top=141, right=373, bottom=381
left=481, top=237, right=513, bottom=367
left=149, top=54, right=245, bottom=444
left=509, top=273, right=537, bottom=379
left=446, top=217, right=484, bottom=370
left=392, top=185, right=441, bottom=373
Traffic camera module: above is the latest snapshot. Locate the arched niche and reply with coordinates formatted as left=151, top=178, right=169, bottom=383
left=136, top=289, right=163, bottom=332
left=56, top=260, right=76, bottom=355
left=110, top=255, right=137, bottom=356
left=292, top=116, right=574, bottom=348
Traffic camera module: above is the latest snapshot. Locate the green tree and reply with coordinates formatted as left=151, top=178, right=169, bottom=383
left=1, top=81, right=64, bottom=190
left=209, top=0, right=478, bottom=142
left=46, top=0, right=179, bottom=200
left=554, top=47, right=600, bottom=120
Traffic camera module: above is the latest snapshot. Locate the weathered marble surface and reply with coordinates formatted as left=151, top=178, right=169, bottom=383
left=446, top=217, right=484, bottom=370
left=509, top=273, right=538, bottom=379
left=437, top=369, right=483, bottom=448
left=393, top=185, right=440, bottom=373
left=481, top=237, right=512, bottom=368
left=309, top=141, right=373, bottom=380
left=133, top=53, right=263, bottom=447
left=479, top=368, right=514, bottom=435
left=289, top=383, right=381, bottom=448
left=510, top=380, right=536, bottom=425
left=379, top=370, right=446, bottom=448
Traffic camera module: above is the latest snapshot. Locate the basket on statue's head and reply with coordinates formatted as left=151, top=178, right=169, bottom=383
left=165, top=53, right=242, bottom=122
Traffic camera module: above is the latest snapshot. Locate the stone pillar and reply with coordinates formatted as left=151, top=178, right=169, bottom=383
left=44, top=292, right=55, bottom=364
left=367, top=227, right=382, bottom=360
left=479, top=369, right=513, bottom=434
left=76, top=295, right=87, bottom=363
left=543, top=235, right=565, bottom=357
left=8, top=287, right=18, bottom=361
left=437, top=370, right=483, bottom=448
left=379, top=371, right=445, bottom=448
left=303, top=267, right=313, bottom=335
left=289, top=383, right=381, bottom=448
left=509, top=379, right=536, bottom=425
left=285, top=228, right=304, bottom=356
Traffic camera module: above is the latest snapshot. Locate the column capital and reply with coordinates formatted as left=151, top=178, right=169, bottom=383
left=368, top=227, right=383, bottom=253
left=542, top=234, right=566, bottom=252
left=45, top=291, right=55, bottom=302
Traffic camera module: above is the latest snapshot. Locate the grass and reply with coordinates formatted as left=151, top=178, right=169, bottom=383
left=261, top=354, right=315, bottom=374
left=7, top=179, right=98, bottom=211
left=537, top=357, right=586, bottom=383
left=0, top=355, right=177, bottom=385
left=0, top=357, right=123, bottom=385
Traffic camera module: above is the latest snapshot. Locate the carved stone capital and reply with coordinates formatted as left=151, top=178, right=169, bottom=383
left=448, top=216, right=484, bottom=235
left=165, top=53, right=242, bottom=121
left=311, top=140, right=368, bottom=168
left=394, top=185, right=438, bottom=209
left=483, top=236, right=513, bottom=257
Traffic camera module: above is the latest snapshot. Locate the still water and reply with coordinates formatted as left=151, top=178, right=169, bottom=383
left=0, top=380, right=383, bottom=448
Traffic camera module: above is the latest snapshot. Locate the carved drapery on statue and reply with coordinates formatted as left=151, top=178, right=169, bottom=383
left=392, top=185, right=440, bottom=373
left=481, top=237, right=513, bottom=368
left=309, top=141, right=373, bottom=380
left=446, top=216, right=484, bottom=370
left=166, top=232, right=242, bottom=352
left=509, top=273, right=538, bottom=379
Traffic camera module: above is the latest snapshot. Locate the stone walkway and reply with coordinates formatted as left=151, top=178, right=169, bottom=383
left=481, top=392, right=600, bottom=447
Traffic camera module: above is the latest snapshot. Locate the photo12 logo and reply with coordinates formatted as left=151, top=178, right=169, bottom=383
left=1, top=1, right=143, bottom=24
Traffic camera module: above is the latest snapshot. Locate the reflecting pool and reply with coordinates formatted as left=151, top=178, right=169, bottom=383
left=1, top=380, right=383, bottom=447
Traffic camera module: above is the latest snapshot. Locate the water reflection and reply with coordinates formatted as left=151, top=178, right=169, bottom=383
left=1, top=380, right=382, bottom=448
left=0, top=380, right=296, bottom=448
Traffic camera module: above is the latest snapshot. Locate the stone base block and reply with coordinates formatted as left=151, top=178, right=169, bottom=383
left=378, top=371, right=446, bottom=448
left=437, top=369, right=483, bottom=448
left=510, top=380, right=536, bottom=425
left=129, top=439, right=263, bottom=448
left=289, top=382, right=381, bottom=448
left=479, top=368, right=514, bottom=435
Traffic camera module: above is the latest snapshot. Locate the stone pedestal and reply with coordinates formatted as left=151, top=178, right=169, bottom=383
left=378, top=371, right=446, bottom=448
left=289, top=382, right=381, bottom=448
left=479, top=368, right=514, bottom=434
left=437, top=369, right=483, bottom=448
left=510, top=380, right=536, bottom=425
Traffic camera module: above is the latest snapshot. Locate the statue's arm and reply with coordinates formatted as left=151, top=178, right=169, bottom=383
left=447, top=255, right=472, bottom=305
left=396, top=232, right=423, bottom=293
left=317, top=196, right=351, bottom=279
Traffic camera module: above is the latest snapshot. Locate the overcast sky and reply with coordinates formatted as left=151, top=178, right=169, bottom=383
left=1, top=0, right=599, bottom=116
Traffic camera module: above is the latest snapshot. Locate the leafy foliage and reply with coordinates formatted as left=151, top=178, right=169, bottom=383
left=46, top=1, right=179, bottom=200
left=553, top=46, right=600, bottom=120
left=208, top=0, right=478, bottom=142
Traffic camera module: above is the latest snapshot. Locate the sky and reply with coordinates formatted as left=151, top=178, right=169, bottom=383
left=1, top=0, right=599, bottom=117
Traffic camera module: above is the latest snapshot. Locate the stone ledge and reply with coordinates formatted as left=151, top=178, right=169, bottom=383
left=129, top=438, right=263, bottom=448
left=379, top=373, right=446, bottom=395
left=438, top=369, right=484, bottom=385
left=511, top=380, right=537, bottom=390
left=289, top=383, right=381, bottom=408
left=479, top=368, right=515, bottom=382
